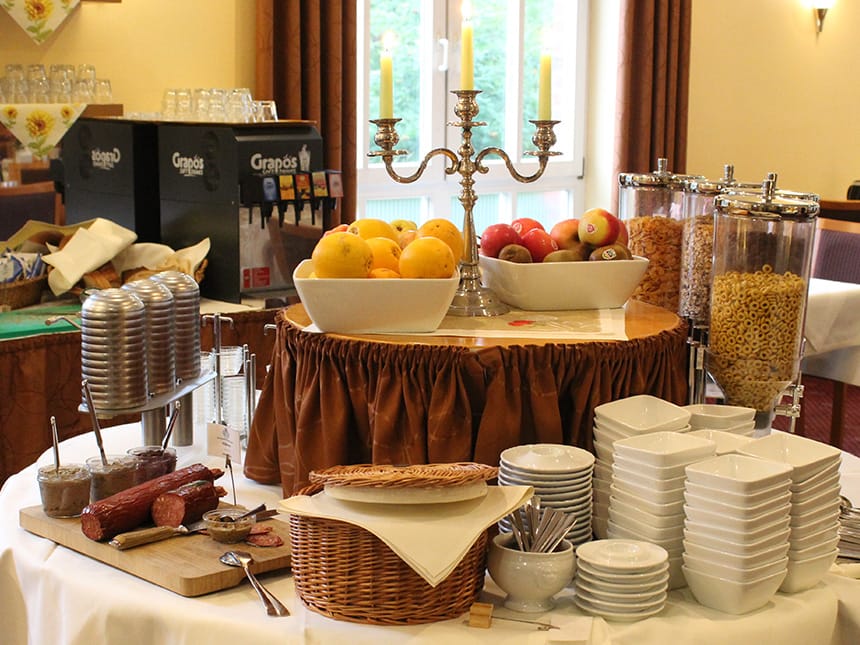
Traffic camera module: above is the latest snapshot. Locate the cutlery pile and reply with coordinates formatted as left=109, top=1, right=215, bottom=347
left=839, top=496, right=860, bottom=560
left=505, top=497, right=576, bottom=554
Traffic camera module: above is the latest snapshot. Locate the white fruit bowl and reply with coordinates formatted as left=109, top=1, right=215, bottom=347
left=292, top=260, right=459, bottom=333
left=478, top=254, right=649, bottom=310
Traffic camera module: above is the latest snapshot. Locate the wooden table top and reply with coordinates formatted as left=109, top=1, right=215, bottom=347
left=282, top=299, right=683, bottom=348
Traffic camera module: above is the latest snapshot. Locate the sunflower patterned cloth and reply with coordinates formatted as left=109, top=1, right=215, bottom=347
left=0, top=103, right=86, bottom=158
left=1, top=0, right=81, bottom=44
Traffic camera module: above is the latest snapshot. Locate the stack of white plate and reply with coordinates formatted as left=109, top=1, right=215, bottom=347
left=738, top=433, right=842, bottom=593
left=606, top=431, right=716, bottom=589
left=592, top=395, right=692, bottom=540
left=683, top=403, right=756, bottom=436
left=574, top=539, right=669, bottom=622
left=682, top=454, right=793, bottom=614
left=498, top=443, right=595, bottom=546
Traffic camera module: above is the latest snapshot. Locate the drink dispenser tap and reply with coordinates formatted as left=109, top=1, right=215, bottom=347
left=706, top=178, right=818, bottom=433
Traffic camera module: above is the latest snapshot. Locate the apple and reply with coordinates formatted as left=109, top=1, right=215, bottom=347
left=480, top=223, right=522, bottom=258
left=511, top=217, right=545, bottom=238
left=391, top=218, right=418, bottom=233
left=617, top=219, right=629, bottom=246
left=578, top=208, right=622, bottom=247
left=521, top=228, right=558, bottom=262
left=397, top=229, right=418, bottom=249
left=323, top=223, right=349, bottom=237
left=549, top=218, right=581, bottom=250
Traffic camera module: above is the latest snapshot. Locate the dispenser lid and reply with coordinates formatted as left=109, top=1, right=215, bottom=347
left=715, top=183, right=819, bottom=221
left=618, top=157, right=703, bottom=189
left=684, top=163, right=760, bottom=195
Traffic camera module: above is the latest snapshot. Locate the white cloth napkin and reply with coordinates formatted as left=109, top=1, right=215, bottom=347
left=280, top=485, right=533, bottom=587
left=112, top=238, right=210, bottom=278
left=43, top=218, right=137, bottom=295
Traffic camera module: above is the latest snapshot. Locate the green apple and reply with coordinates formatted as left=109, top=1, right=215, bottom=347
left=391, top=219, right=418, bottom=233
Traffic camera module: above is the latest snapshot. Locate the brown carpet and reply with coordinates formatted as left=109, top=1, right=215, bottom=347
left=772, top=374, right=860, bottom=458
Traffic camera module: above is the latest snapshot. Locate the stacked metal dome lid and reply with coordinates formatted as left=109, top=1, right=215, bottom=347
left=80, top=288, right=148, bottom=410
left=122, top=277, right=176, bottom=396
left=151, top=271, right=201, bottom=381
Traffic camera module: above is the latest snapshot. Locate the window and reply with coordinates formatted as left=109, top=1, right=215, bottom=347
left=356, top=0, right=588, bottom=233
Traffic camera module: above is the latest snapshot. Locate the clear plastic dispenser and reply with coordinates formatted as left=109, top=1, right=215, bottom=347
left=618, top=158, right=702, bottom=311
left=706, top=178, right=818, bottom=431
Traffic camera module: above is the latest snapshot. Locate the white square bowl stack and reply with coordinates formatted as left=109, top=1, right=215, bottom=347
left=498, top=443, right=596, bottom=547
left=606, top=431, right=716, bottom=589
left=738, top=433, right=843, bottom=593
left=682, top=454, right=794, bottom=614
left=683, top=403, right=756, bottom=436
left=592, top=395, right=692, bottom=540
left=573, top=539, right=670, bottom=622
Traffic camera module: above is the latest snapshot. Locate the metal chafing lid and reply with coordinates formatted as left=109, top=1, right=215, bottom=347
left=715, top=178, right=819, bottom=221
left=723, top=172, right=821, bottom=203
left=618, top=157, right=703, bottom=189
left=685, top=164, right=759, bottom=195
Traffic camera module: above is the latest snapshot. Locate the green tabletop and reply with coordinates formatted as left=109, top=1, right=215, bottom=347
left=0, top=301, right=81, bottom=340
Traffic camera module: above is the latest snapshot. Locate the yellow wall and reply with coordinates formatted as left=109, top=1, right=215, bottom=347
left=687, top=0, right=859, bottom=200
left=0, top=0, right=256, bottom=114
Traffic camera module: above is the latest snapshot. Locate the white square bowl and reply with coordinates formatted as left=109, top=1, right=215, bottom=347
left=684, top=454, right=793, bottom=495
left=293, top=260, right=459, bottom=333
left=608, top=508, right=684, bottom=543
left=682, top=552, right=788, bottom=584
left=688, top=429, right=754, bottom=456
left=612, top=462, right=687, bottom=492
left=610, top=485, right=686, bottom=517
left=683, top=525, right=791, bottom=557
left=478, top=254, right=649, bottom=310
left=612, top=431, right=716, bottom=468
left=595, top=395, right=691, bottom=433
left=612, top=476, right=686, bottom=505
left=613, top=455, right=690, bottom=481
left=683, top=404, right=756, bottom=428
left=682, top=538, right=789, bottom=570
left=682, top=565, right=786, bottom=615
left=683, top=502, right=791, bottom=534
left=779, top=548, right=839, bottom=593
left=737, top=433, right=842, bottom=484
left=685, top=479, right=791, bottom=508
left=609, top=495, right=688, bottom=529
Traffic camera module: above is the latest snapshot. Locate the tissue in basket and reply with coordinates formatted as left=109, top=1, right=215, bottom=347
left=292, top=259, right=459, bottom=333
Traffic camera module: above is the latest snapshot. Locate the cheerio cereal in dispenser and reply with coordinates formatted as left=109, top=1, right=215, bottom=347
left=705, top=177, right=818, bottom=431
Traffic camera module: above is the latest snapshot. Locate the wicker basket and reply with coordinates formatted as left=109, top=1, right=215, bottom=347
left=290, top=482, right=489, bottom=625
left=0, top=275, right=47, bottom=310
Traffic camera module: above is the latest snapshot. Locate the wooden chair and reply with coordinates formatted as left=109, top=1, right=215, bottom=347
left=818, top=199, right=860, bottom=224
left=0, top=181, right=58, bottom=242
left=799, top=216, right=860, bottom=447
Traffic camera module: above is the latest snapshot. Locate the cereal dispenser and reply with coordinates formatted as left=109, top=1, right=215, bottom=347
left=706, top=178, right=818, bottom=432
left=618, top=158, right=703, bottom=311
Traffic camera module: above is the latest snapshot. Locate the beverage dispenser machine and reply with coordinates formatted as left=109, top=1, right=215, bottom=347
left=157, top=121, right=327, bottom=303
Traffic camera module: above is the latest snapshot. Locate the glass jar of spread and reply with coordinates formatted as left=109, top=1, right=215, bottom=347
left=86, top=454, right=139, bottom=501
left=38, top=464, right=92, bottom=518
left=127, top=446, right=177, bottom=484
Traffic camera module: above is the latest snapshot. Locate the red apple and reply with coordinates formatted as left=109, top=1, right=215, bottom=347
left=549, top=218, right=581, bottom=250
left=511, top=217, right=545, bottom=238
left=521, top=228, right=558, bottom=262
left=323, top=223, right=349, bottom=237
left=578, top=208, right=622, bottom=247
left=616, top=219, right=629, bottom=246
left=480, top=223, right=522, bottom=258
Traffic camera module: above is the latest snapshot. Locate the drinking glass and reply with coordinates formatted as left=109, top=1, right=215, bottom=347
left=76, top=63, right=96, bottom=89
left=27, top=64, right=47, bottom=83
left=12, top=79, right=29, bottom=102
left=73, top=79, right=93, bottom=102
left=94, top=79, right=112, bottom=103
left=28, top=78, right=50, bottom=102
left=227, top=88, right=253, bottom=123
left=207, top=88, right=227, bottom=122
left=221, top=374, right=248, bottom=444
left=253, top=100, right=278, bottom=122
left=193, top=88, right=210, bottom=121
left=5, top=64, right=24, bottom=82
left=175, top=88, right=193, bottom=121
left=51, top=78, right=72, bottom=103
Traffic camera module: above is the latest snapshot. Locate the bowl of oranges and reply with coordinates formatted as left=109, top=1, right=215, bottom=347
left=293, top=218, right=462, bottom=333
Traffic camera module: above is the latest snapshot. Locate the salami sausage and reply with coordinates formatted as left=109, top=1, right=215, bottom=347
left=80, top=464, right=223, bottom=541
left=151, top=480, right=227, bottom=528
left=246, top=532, right=284, bottom=547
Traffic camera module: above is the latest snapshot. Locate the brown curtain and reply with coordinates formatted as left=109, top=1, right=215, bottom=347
left=255, top=0, right=357, bottom=225
left=613, top=0, right=692, bottom=209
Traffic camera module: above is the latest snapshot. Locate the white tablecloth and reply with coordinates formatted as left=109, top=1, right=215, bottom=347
left=2, top=424, right=860, bottom=645
left=803, top=278, right=860, bottom=386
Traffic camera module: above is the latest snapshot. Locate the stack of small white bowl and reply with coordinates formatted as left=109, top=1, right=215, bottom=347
left=574, top=539, right=670, bottom=622
left=498, top=443, right=595, bottom=547
left=683, top=403, right=756, bottom=437
left=606, top=431, right=716, bottom=589
left=738, top=432, right=843, bottom=593
left=592, top=395, right=692, bottom=540
left=688, top=429, right=754, bottom=456
left=682, top=454, right=794, bottom=614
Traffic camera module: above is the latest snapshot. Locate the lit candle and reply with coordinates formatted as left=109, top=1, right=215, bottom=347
left=538, top=51, right=552, bottom=120
left=461, top=1, right=474, bottom=90
left=379, top=32, right=394, bottom=118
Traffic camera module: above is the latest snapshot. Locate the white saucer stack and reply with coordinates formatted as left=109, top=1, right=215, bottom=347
left=498, top=443, right=595, bottom=546
left=682, top=454, right=793, bottom=614
left=592, top=395, right=692, bottom=540
left=606, top=431, right=716, bottom=589
left=574, top=539, right=669, bottom=622
left=739, top=433, right=843, bottom=593
left=683, top=404, right=756, bottom=437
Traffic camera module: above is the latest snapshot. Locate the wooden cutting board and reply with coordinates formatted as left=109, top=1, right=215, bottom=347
left=19, top=505, right=291, bottom=597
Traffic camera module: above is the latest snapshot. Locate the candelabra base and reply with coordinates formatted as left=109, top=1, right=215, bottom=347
left=448, top=282, right=510, bottom=317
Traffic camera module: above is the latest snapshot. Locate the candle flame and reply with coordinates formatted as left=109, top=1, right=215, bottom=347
left=382, top=30, right=396, bottom=53
left=462, top=0, right=472, bottom=22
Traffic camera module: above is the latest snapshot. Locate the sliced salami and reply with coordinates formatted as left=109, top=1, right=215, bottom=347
left=245, top=532, right=284, bottom=547
left=151, top=480, right=227, bottom=528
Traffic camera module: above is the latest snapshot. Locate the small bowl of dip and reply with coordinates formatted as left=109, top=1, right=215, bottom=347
left=203, top=509, right=256, bottom=544
left=37, top=464, right=92, bottom=518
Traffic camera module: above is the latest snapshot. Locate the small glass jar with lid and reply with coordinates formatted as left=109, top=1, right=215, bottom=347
left=618, top=158, right=703, bottom=311
left=706, top=178, right=819, bottom=429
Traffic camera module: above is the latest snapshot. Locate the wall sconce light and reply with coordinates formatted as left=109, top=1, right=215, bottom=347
left=813, top=1, right=834, bottom=34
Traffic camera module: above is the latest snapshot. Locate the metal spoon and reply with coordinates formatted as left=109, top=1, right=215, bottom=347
left=81, top=379, right=108, bottom=466
left=49, top=415, right=61, bottom=474
left=160, top=401, right=181, bottom=451
left=220, top=550, right=290, bottom=617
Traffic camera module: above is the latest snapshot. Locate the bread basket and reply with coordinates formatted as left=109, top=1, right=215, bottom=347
left=0, top=275, right=47, bottom=310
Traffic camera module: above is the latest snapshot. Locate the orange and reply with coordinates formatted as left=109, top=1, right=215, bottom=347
left=311, top=232, right=373, bottom=278
left=346, top=218, right=399, bottom=242
left=366, top=236, right=402, bottom=272
left=399, top=236, right=456, bottom=279
left=369, top=267, right=401, bottom=279
left=417, top=218, right=465, bottom=261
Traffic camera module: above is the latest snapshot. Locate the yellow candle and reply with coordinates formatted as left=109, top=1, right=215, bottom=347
left=538, top=52, right=552, bottom=120
left=461, top=1, right=474, bottom=90
left=380, top=48, right=393, bottom=118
